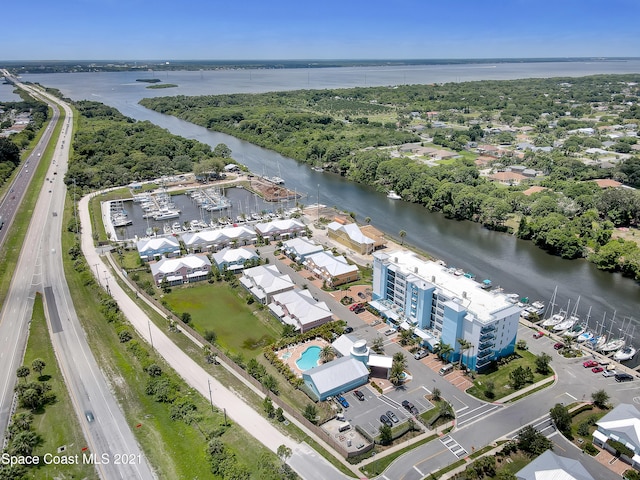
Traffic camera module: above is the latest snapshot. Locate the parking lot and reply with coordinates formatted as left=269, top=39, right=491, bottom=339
left=325, top=384, right=435, bottom=439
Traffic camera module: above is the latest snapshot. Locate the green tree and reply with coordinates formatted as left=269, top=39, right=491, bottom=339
left=399, top=230, right=407, bottom=245
left=371, top=336, right=385, bottom=354
left=31, top=359, right=45, bottom=377
left=432, top=388, right=441, bottom=401
left=320, top=345, right=335, bottom=363
left=181, top=312, right=192, bottom=324
left=389, top=363, right=405, bottom=386
left=213, top=143, right=232, bottom=158
left=535, top=352, right=552, bottom=375
left=16, top=366, right=30, bottom=382
left=303, top=404, right=318, bottom=424
left=435, top=341, right=453, bottom=362
left=399, top=328, right=416, bottom=346
left=510, top=366, right=534, bottom=390
left=517, top=425, right=553, bottom=456
left=550, top=403, right=572, bottom=434
left=7, top=430, right=41, bottom=456
left=277, top=444, right=292, bottom=465
left=379, top=424, right=393, bottom=445
left=392, top=351, right=407, bottom=369
left=457, top=338, right=472, bottom=369
left=263, top=396, right=275, bottom=418
left=592, top=389, right=610, bottom=409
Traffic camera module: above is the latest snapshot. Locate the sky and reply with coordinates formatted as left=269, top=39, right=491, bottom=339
left=3, top=0, right=640, bottom=61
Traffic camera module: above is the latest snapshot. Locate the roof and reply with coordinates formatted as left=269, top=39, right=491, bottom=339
left=593, top=179, right=622, bottom=188
left=327, top=222, right=374, bottom=246
left=137, top=236, right=180, bottom=253
left=182, top=226, right=255, bottom=246
left=303, top=357, right=369, bottom=396
left=150, top=254, right=211, bottom=276
left=331, top=335, right=357, bottom=357
left=489, top=171, right=527, bottom=182
left=269, top=289, right=331, bottom=327
left=212, top=247, right=258, bottom=266
left=516, top=450, right=594, bottom=480
left=522, top=186, right=548, bottom=196
left=596, top=403, right=640, bottom=449
left=305, top=251, right=358, bottom=277
left=282, top=237, right=324, bottom=257
left=367, top=354, right=393, bottom=369
left=242, top=264, right=294, bottom=295
left=254, top=218, right=305, bottom=235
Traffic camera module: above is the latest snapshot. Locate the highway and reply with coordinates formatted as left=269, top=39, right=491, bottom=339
left=0, top=74, right=155, bottom=479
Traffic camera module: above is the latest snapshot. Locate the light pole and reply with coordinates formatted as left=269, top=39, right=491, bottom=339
left=148, top=320, right=154, bottom=350
left=103, top=271, right=110, bottom=295
left=208, top=379, right=214, bottom=413
left=316, top=184, right=320, bottom=225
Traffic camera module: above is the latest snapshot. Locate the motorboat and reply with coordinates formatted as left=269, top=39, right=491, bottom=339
left=614, top=346, right=636, bottom=362
left=576, top=331, right=594, bottom=343
left=480, top=279, right=492, bottom=290
left=387, top=190, right=402, bottom=200
left=153, top=209, right=180, bottom=220
left=565, top=323, right=587, bottom=338
left=112, top=213, right=132, bottom=227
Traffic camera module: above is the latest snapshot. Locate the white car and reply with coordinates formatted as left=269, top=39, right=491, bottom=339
left=384, top=328, right=396, bottom=336
left=602, top=370, right=617, bottom=378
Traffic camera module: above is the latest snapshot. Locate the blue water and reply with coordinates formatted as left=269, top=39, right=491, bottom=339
left=296, top=346, right=321, bottom=371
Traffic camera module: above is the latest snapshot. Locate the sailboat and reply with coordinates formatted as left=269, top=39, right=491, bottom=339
left=553, top=297, right=580, bottom=332
left=599, top=312, right=626, bottom=353
left=613, top=324, right=636, bottom=361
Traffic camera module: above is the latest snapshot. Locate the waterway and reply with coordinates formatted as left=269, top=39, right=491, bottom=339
left=23, top=61, right=640, bottom=353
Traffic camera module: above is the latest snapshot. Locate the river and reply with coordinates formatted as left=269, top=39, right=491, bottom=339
left=23, top=61, right=640, bottom=353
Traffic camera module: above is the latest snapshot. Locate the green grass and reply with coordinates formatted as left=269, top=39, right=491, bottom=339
left=359, top=433, right=438, bottom=477
left=62, top=200, right=276, bottom=478
left=163, top=282, right=283, bottom=358
left=467, top=351, right=554, bottom=401
left=16, top=293, right=98, bottom=480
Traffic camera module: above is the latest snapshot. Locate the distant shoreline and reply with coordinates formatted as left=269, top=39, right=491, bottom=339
left=3, top=57, right=639, bottom=74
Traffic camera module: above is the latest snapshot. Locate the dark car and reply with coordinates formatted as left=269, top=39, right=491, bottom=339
left=354, top=307, right=365, bottom=314
left=402, top=400, right=418, bottom=415
left=85, top=411, right=95, bottom=423
left=553, top=342, right=565, bottom=350
left=344, top=327, right=354, bottom=334
left=386, top=410, right=399, bottom=423
left=615, top=373, right=634, bottom=382
left=358, top=292, right=365, bottom=299
left=379, top=414, right=393, bottom=427
left=353, top=390, right=365, bottom=401
left=336, top=395, right=350, bottom=408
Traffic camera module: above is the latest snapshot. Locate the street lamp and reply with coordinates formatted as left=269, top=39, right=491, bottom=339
left=316, top=184, right=320, bottom=225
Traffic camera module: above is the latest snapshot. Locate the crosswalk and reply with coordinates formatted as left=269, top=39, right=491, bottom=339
left=441, top=435, right=468, bottom=458
left=455, top=403, right=502, bottom=428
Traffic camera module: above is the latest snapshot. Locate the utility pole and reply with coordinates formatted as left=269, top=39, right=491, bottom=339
left=208, top=379, right=214, bottom=413
left=316, top=184, right=320, bottom=225
left=148, top=320, right=154, bottom=350
left=93, top=263, right=100, bottom=281
left=103, top=271, right=110, bottom=295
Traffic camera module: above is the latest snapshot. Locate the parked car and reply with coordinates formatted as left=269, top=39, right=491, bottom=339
left=384, top=328, right=397, bottom=336
left=336, top=395, right=350, bottom=408
left=582, top=360, right=599, bottom=368
left=414, top=349, right=429, bottom=360
left=615, top=373, right=634, bottom=382
left=354, top=307, right=365, bottom=314
left=379, top=414, right=393, bottom=427
left=386, top=411, right=399, bottom=423
left=353, top=390, right=365, bottom=401
left=402, top=400, right=418, bottom=415
left=553, top=342, right=565, bottom=350
left=344, top=327, right=354, bottom=334
left=602, top=370, right=617, bottom=378
left=533, top=331, right=544, bottom=339
left=358, top=292, right=365, bottom=299
left=592, top=367, right=604, bottom=373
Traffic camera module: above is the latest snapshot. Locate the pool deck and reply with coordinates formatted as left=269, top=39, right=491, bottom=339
left=277, top=339, right=330, bottom=377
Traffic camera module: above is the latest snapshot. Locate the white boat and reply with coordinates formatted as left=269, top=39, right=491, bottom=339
left=153, top=209, right=180, bottom=220
left=311, top=166, right=324, bottom=172
left=614, top=346, right=636, bottom=362
left=576, top=331, right=594, bottom=343
left=553, top=316, right=578, bottom=333
left=387, top=190, right=401, bottom=200
left=542, top=311, right=566, bottom=328
left=599, top=338, right=626, bottom=353
left=566, top=323, right=587, bottom=338
left=112, top=213, right=132, bottom=227
left=592, top=335, right=607, bottom=350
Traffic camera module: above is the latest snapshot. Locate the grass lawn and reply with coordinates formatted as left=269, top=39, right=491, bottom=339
left=467, top=350, right=554, bottom=401
left=163, top=282, right=283, bottom=358
left=16, top=293, right=98, bottom=479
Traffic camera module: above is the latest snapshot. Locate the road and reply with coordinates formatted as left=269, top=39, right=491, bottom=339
left=0, top=76, right=155, bottom=479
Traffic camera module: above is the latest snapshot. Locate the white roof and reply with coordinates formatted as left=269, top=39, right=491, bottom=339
left=269, top=289, right=331, bottom=327
left=151, top=254, right=211, bottom=276
left=596, top=403, right=640, bottom=449
left=303, top=357, right=369, bottom=396
left=137, top=236, right=180, bottom=253
left=367, top=354, right=393, bottom=369
left=242, top=264, right=294, bottom=295
left=282, top=237, right=323, bottom=257
left=331, top=335, right=356, bottom=357
left=182, top=226, right=255, bottom=246
left=374, top=250, right=518, bottom=322
left=212, top=247, right=258, bottom=266
left=327, top=222, right=374, bottom=245
left=305, top=251, right=358, bottom=277
left=515, top=450, right=594, bottom=480
left=255, top=218, right=305, bottom=235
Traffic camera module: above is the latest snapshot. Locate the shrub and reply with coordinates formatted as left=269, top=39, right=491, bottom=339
left=583, top=441, right=598, bottom=456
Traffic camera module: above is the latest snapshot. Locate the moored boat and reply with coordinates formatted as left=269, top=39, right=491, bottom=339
left=599, top=338, right=626, bottom=353
left=613, top=346, right=636, bottom=362
left=576, top=331, right=594, bottom=343
left=542, top=311, right=566, bottom=328
left=386, top=190, right=402, bottom=200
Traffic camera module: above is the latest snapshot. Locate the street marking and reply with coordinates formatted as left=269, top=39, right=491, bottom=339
left=413, top=465, right=423, bottom=476
left=565, top=392, right=577, bottom=400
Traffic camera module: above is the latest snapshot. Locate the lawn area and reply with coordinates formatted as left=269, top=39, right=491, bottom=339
left=466, top=350, right=554, bottom=401
left=18, top=293, right=98, bottom=480
left=163, top=282, right=283, bottom=358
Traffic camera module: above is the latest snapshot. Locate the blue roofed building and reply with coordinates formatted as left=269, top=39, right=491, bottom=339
left=136, top=236, right=181, bottom=262
left=302, top=356, right=370, bottom=401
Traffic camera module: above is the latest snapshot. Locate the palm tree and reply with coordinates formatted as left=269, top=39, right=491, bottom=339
left=320, top=345, right=335, bottom=363
left=436, top=341, right=453, bottom=363
left=389, top=363, right=405, bottom=386
left=365, top=217, right=371, bottom=225
left=392, top=351, right=407, bottom=370
left=457, top=338, right=473, bottom=369
left=399, top=230, right=407, bottom=245
left=372, top=336, right=385, bottom=354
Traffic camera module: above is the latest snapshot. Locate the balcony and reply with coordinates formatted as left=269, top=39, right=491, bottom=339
left=480, top=324, right=496, bottom=334
left=478, top=350, right=492, bottom=360
left=480, top=333, right=495, bottom=342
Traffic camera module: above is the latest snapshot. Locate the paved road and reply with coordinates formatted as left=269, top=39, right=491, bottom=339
left=0, top=78, right=155, bottom=479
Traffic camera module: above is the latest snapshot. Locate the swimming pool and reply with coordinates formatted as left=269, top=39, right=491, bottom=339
left=296, top=346, right=321, bottom=371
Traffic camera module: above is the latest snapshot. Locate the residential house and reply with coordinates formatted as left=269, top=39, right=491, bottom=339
left=254, top=218, right=306, bottom=241
left=302, top=356, right=369, bottom=401
left=150, top=254, right=211, bottom=286
left=211, top=247, right=258, bottom=272
left=593, top=403, right=640, bottom=469
left=240, top=264, right=295, bottom=304
left=182, top=226, right=256, bottom=253
left=488, top=171, right=527, bottom=186
left=327, top=221, right=375, bottom=255
left=515, top=450, right=594, bottom=480
left=304, top=251, right=359, bottom=287
left=593, top=179, right=623, bottom=189
left=136, top=236, right=181, bottom=262
left=282, top=237, right=324, bottom=262
left=268, top=289, right=332, bottom=332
